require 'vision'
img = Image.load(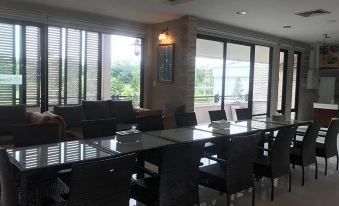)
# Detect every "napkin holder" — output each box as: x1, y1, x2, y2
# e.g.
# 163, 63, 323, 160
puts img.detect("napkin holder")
211, 120, 230, 129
